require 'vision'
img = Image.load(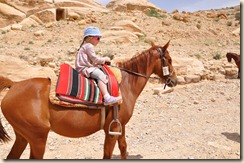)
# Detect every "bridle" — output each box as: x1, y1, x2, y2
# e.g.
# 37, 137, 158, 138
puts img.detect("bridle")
157, 48, 176, 88
108, 47, 175, 89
